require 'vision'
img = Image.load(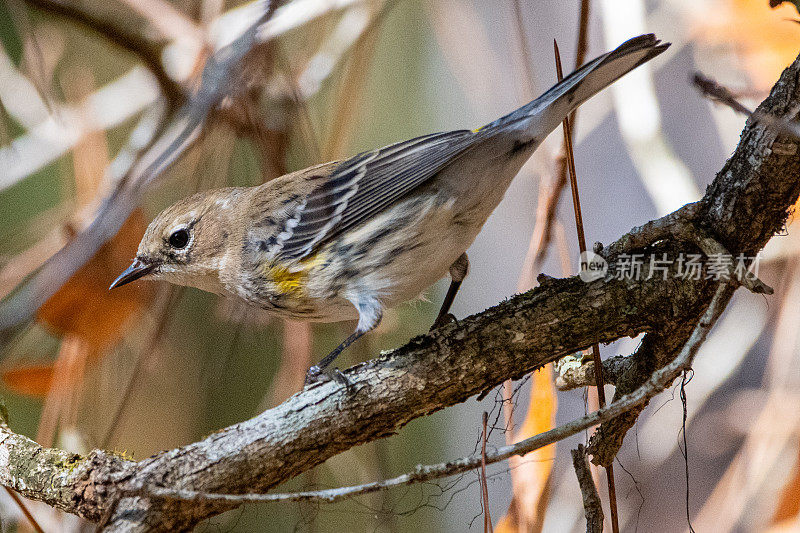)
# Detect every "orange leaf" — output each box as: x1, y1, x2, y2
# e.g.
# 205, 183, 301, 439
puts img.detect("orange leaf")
496, 366, 557, 533
772, 438, 800, 525
37, 210, 153, 353
2, 363, 53, 398
693, 1, 800, 91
